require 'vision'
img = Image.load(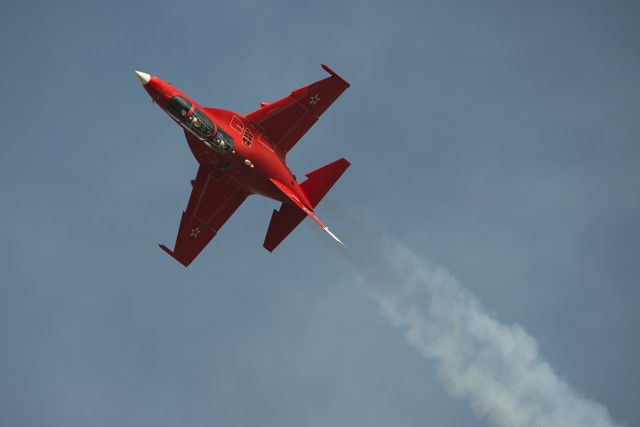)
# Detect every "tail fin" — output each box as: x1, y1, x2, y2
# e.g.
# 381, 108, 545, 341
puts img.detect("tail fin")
263, 159, 350, 252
